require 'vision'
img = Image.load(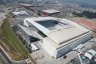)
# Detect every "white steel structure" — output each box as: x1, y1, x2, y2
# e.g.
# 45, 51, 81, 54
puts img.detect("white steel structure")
24, 17, 92, 58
